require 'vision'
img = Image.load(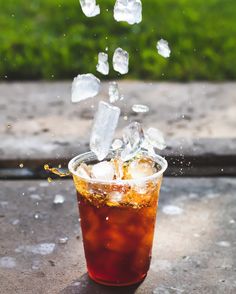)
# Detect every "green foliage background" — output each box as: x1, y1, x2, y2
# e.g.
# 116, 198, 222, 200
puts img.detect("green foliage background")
0, 0, 236, 80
